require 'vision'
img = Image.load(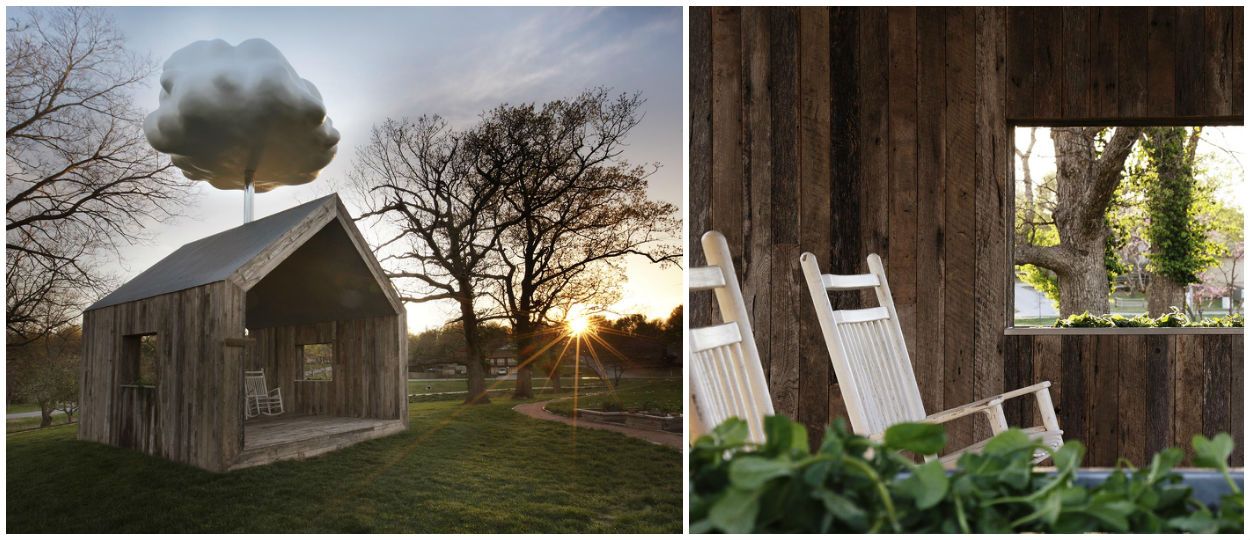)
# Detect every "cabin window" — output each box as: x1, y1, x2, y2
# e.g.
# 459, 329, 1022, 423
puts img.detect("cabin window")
1012, 125, 1244, 328
301, 343, 334, 381
122, 333, 159, 387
